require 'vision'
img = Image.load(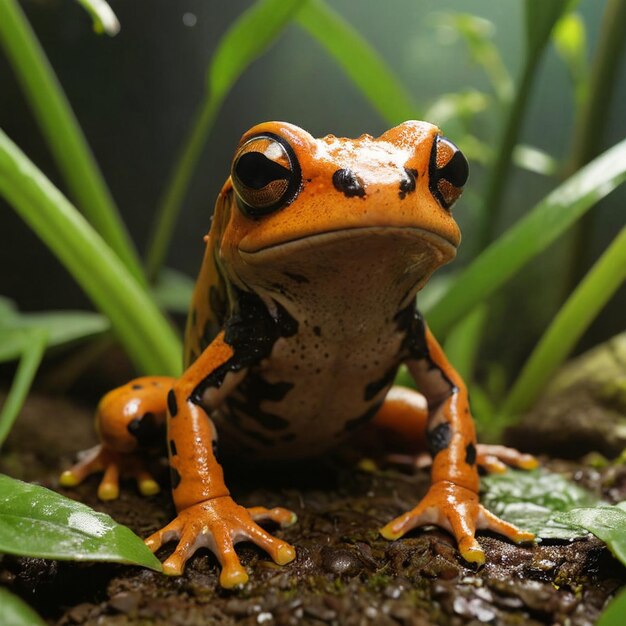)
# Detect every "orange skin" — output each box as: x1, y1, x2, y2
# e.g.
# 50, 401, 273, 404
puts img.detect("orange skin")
61, 121, 537, 587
